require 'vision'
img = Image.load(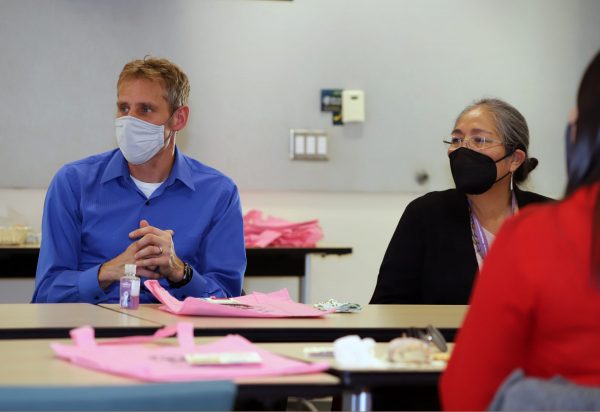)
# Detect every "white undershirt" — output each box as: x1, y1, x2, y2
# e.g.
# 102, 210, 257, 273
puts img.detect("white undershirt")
474, 226, 496, 269
130, 175, 163, 199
